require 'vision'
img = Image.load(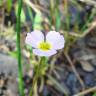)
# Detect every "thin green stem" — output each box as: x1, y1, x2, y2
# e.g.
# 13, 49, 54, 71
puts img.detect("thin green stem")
16, 0, 24, 96
63, 0, 70, 31
30, 57, 48, 96
55, 0, 61, 31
